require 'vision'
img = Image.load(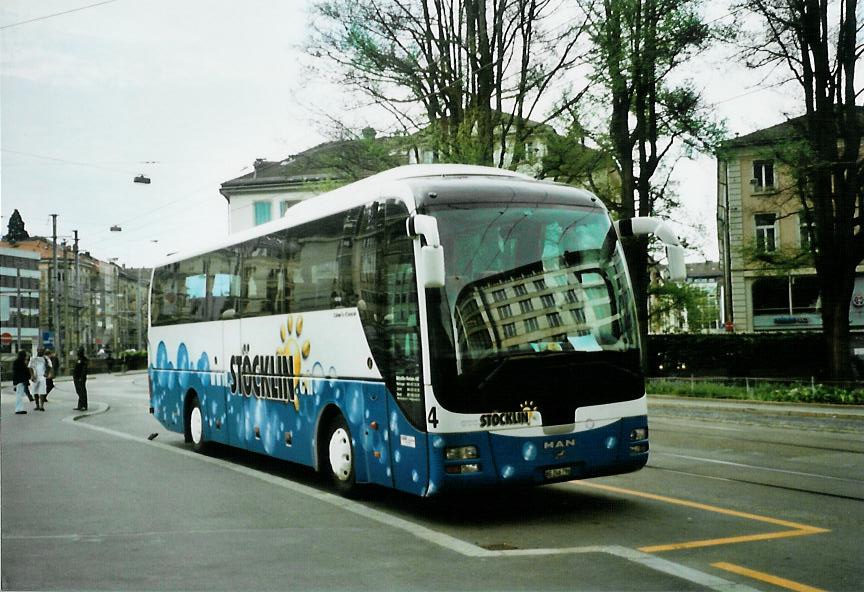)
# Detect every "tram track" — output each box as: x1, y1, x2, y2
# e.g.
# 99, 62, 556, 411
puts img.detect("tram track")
645, 464, 864, 502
